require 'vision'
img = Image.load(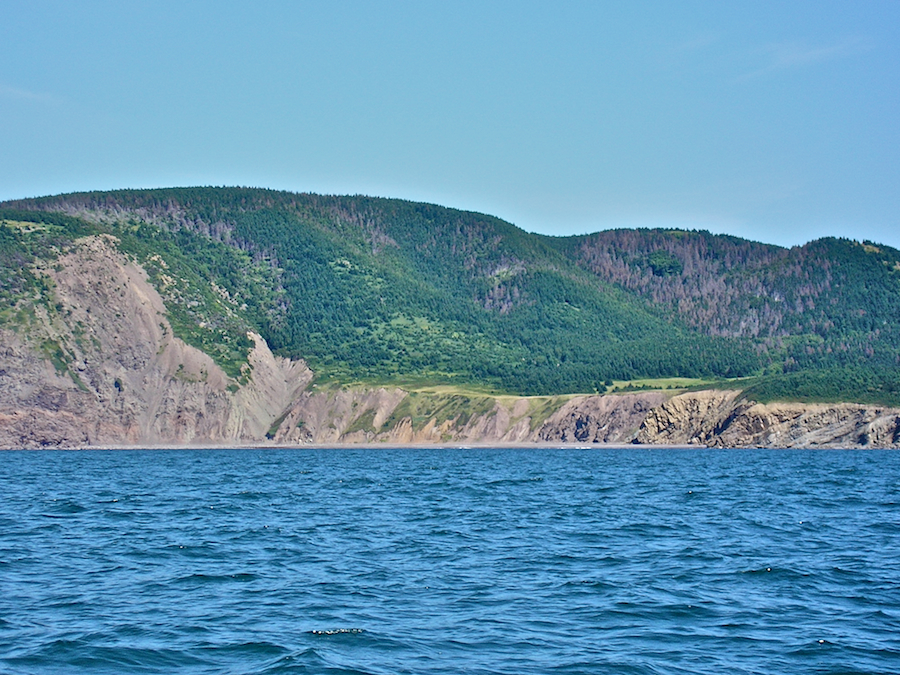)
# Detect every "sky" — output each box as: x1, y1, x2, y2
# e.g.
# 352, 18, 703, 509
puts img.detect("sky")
2, 1, 898, 249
